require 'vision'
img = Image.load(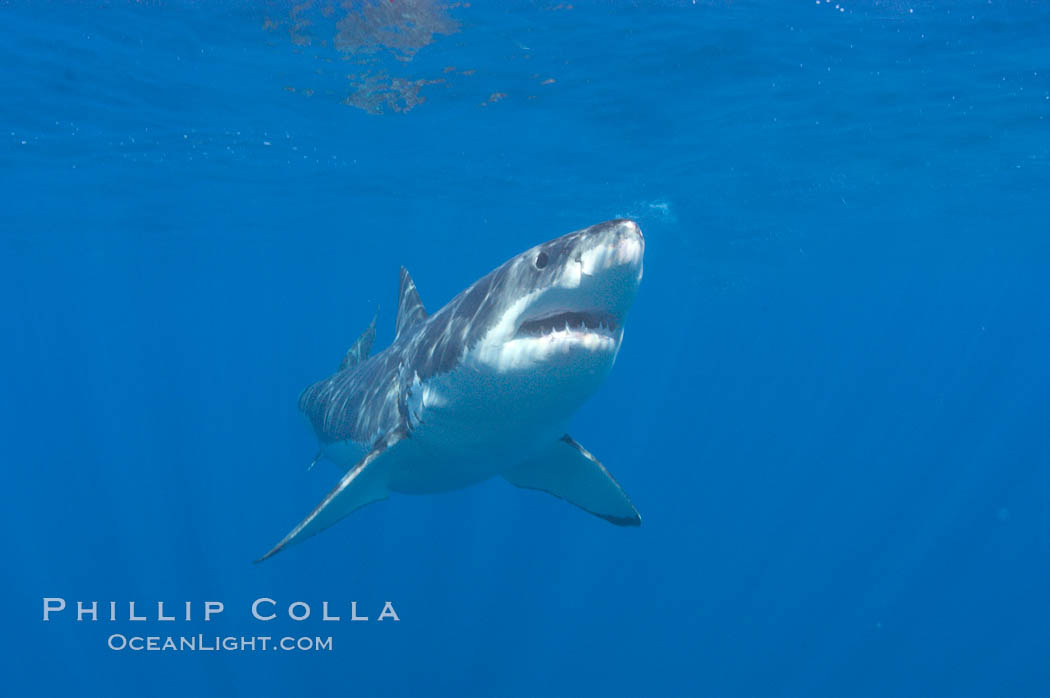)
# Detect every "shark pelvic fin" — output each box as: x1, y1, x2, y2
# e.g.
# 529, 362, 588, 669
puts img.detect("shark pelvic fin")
503, 434, 641, 526
394, 267, 427, 341
256, 429, 407, 563
339, 307, 379, 370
